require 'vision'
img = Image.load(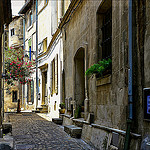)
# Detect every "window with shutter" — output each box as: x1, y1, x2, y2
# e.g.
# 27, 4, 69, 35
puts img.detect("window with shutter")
50, 62, 53, 95
52, 59, 55, 95
27, 84, 29, 102
55, 54, 58, 94
31, 80, 34, 103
